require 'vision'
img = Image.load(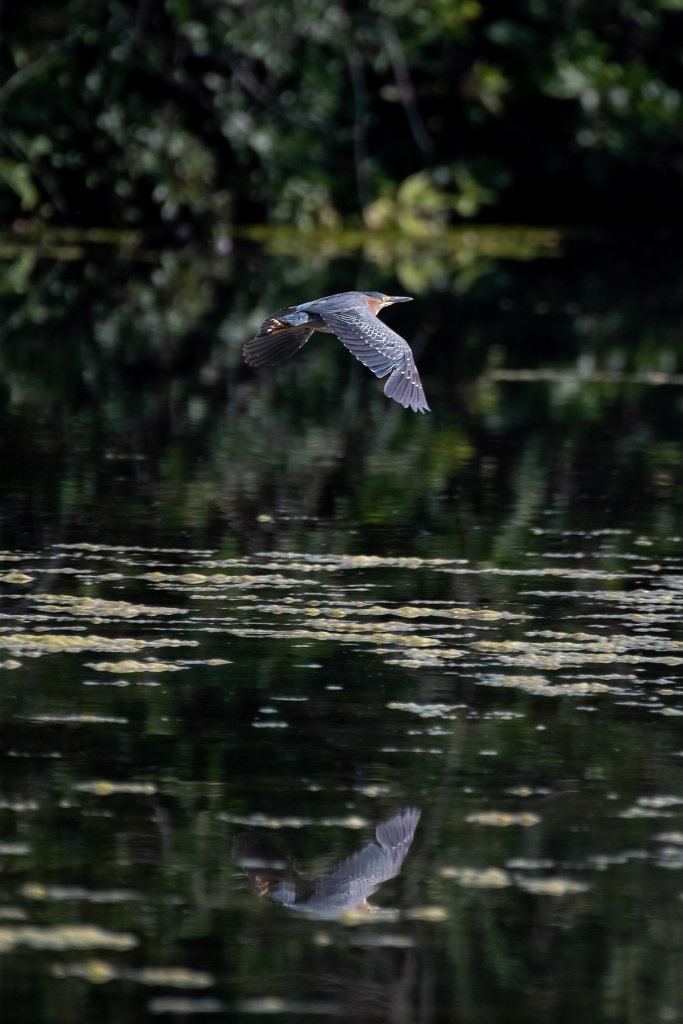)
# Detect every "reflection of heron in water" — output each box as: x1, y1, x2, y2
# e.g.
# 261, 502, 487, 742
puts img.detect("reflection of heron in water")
234, 808, 420, 919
